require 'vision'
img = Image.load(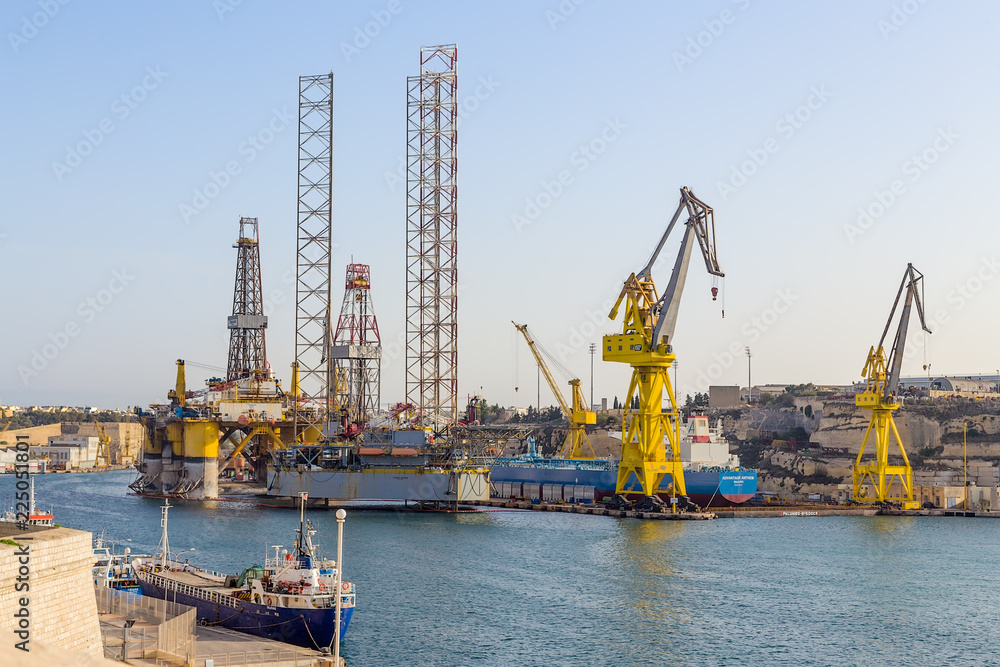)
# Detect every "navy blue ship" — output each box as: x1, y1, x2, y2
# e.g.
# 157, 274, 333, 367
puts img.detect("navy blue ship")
491, 416, 757, 507
135, 497, 354, 650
